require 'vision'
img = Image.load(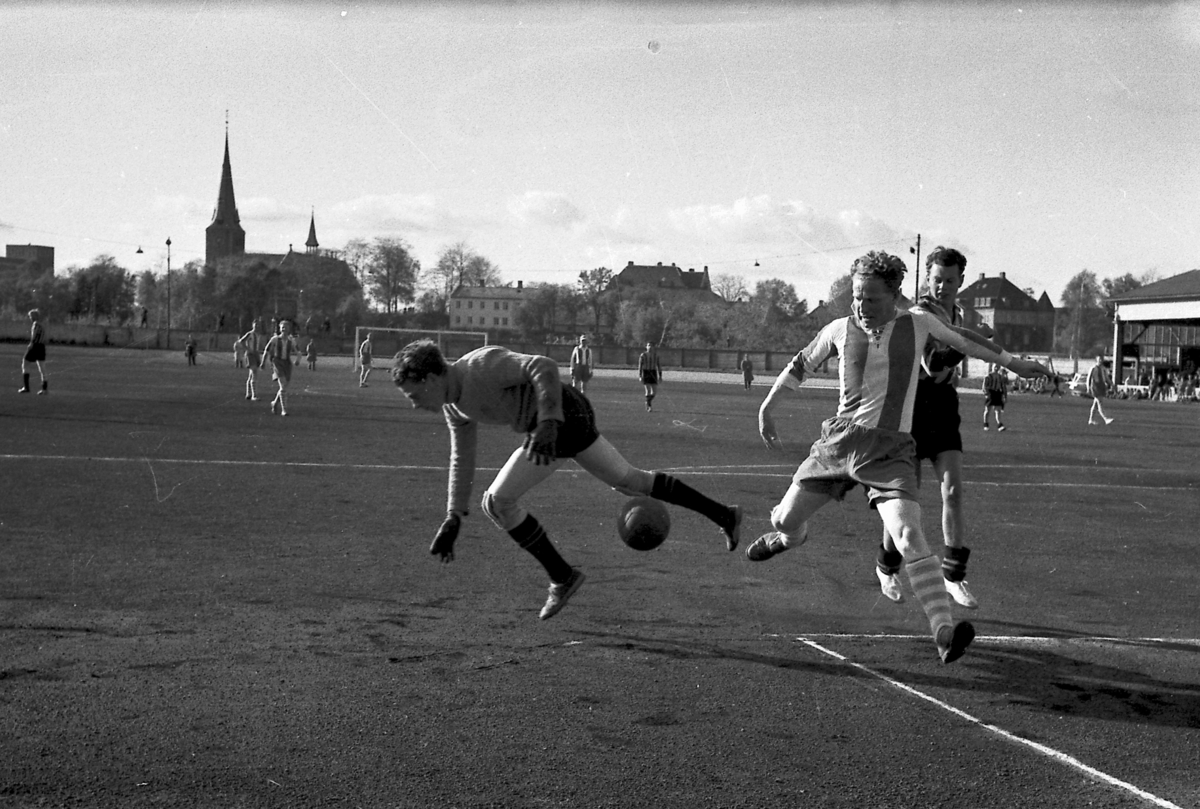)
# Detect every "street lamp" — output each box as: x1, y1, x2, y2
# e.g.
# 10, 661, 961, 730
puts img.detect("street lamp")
166, 237, 172, 348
